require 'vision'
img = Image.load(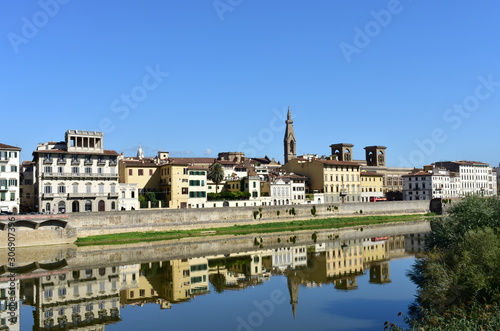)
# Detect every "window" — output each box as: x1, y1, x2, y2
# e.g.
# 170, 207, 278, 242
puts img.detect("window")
99, 184, 104, 194
129, 169, 133, 176
11, 165, 17, 172
44, 185, 52, 194
131, 191, 135, 198
138, 169, 144, 176
10, 192, 15, 201
44, 166, 53, 173
149, 169, 153, 175
121, 191, 125, 198
182, 187, 188, 194
85, 167, 92, 174
86, 184, 91, 193
73, 183, 78, 193
58, 185, 66, 194
72, 167, 79, 174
